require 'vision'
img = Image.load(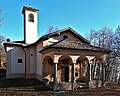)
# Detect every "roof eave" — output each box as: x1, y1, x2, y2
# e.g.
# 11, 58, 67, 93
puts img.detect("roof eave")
39, 46, 111, 54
